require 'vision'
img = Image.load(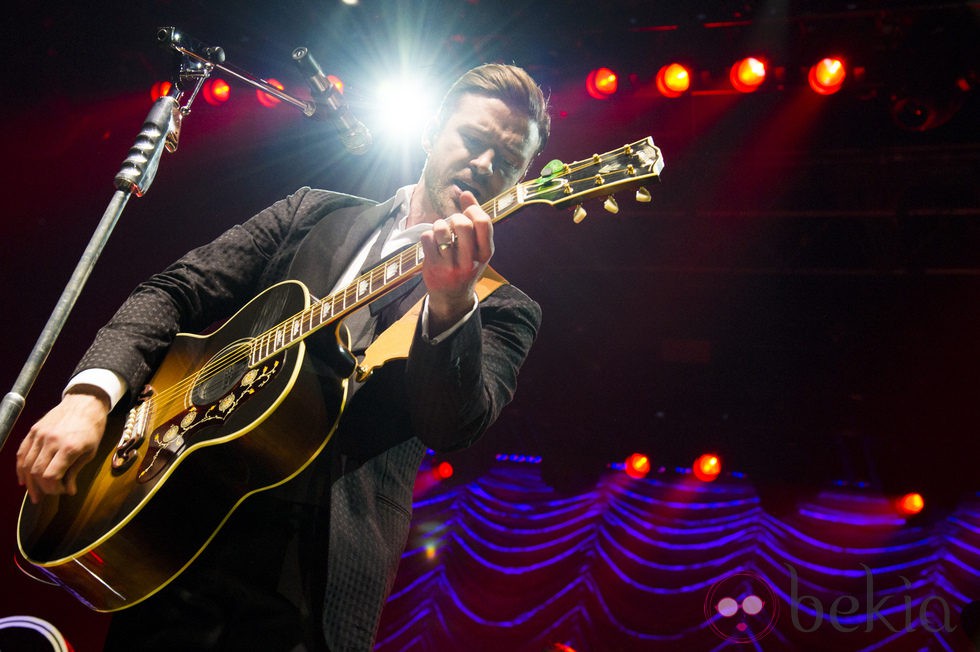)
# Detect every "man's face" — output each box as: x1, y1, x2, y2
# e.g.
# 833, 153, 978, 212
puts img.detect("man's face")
419, 93, 540, 220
